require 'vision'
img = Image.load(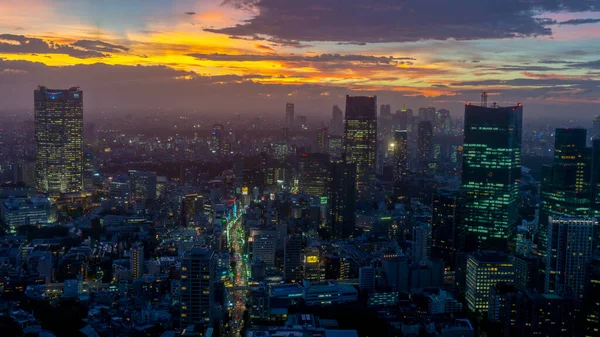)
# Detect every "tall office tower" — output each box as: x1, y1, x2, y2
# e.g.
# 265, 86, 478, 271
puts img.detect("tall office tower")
431, 188, 460, 269
466, 251, 515, 312
129, 170, 157, 204
594, 115, 600, 138
539, 128, 592, 257
180, 247, 215, 326
331, 105, 344, 135
584, 257, 600, 336
211, 124, 224, 154
343, 95, 377, 199
284, 234, 302, 283
392, 130, 408, 184
395, 108, 409, 130
252, 235, 276, 267
412, 223, 432, 264
316, 128, 328, 153
359, 266, 376, 293
545, 217, 598, 299
417, 121, 433, 173
327, 136, 344, 160
130, 242, 144, 279
461, 103, 522, 251
303, 247, 321, 281
286, 103, 295, 128
34, 86, 83, 195
299, 153, 331, 198
380, 104, 391, 117
329, 160, 357, 238
382, 253, 409, 292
